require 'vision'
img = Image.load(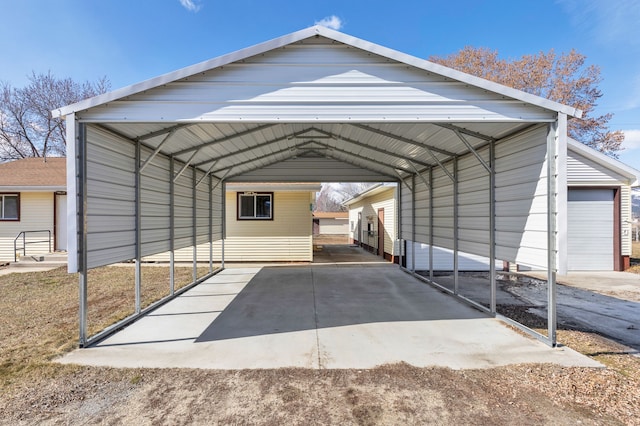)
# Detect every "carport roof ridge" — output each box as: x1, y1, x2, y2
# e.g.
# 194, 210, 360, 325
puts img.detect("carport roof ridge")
52, 25, 581, 120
